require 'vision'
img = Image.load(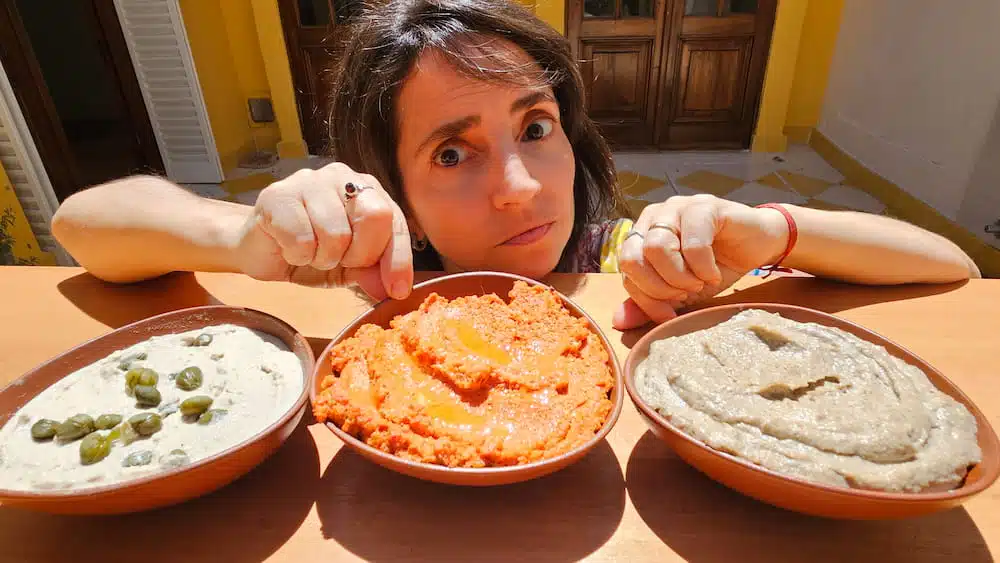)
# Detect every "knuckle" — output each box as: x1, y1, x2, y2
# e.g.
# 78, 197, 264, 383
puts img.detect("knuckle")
643, 235, 681, 260
358, 173, 382, 189
690, 193, 716, 204
324, 161, 353, 175
323, 229, 353, 251
618, 252, 642, 275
